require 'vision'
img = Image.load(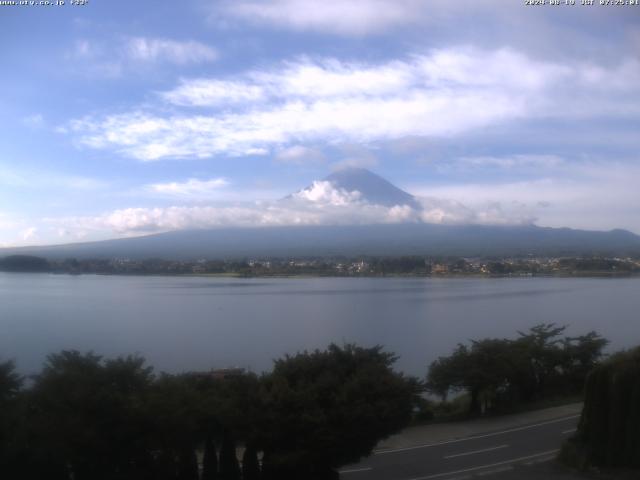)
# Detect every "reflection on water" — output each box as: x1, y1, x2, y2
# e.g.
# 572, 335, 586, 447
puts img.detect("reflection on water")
0, 273, 638, 376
